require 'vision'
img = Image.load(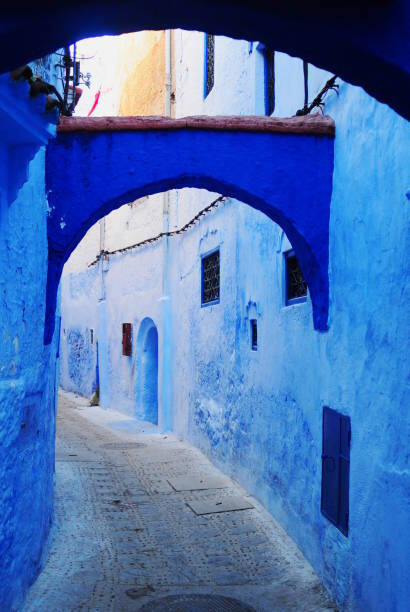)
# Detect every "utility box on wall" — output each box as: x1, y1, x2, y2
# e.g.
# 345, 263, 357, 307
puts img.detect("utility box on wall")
321, 406, 351, 536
